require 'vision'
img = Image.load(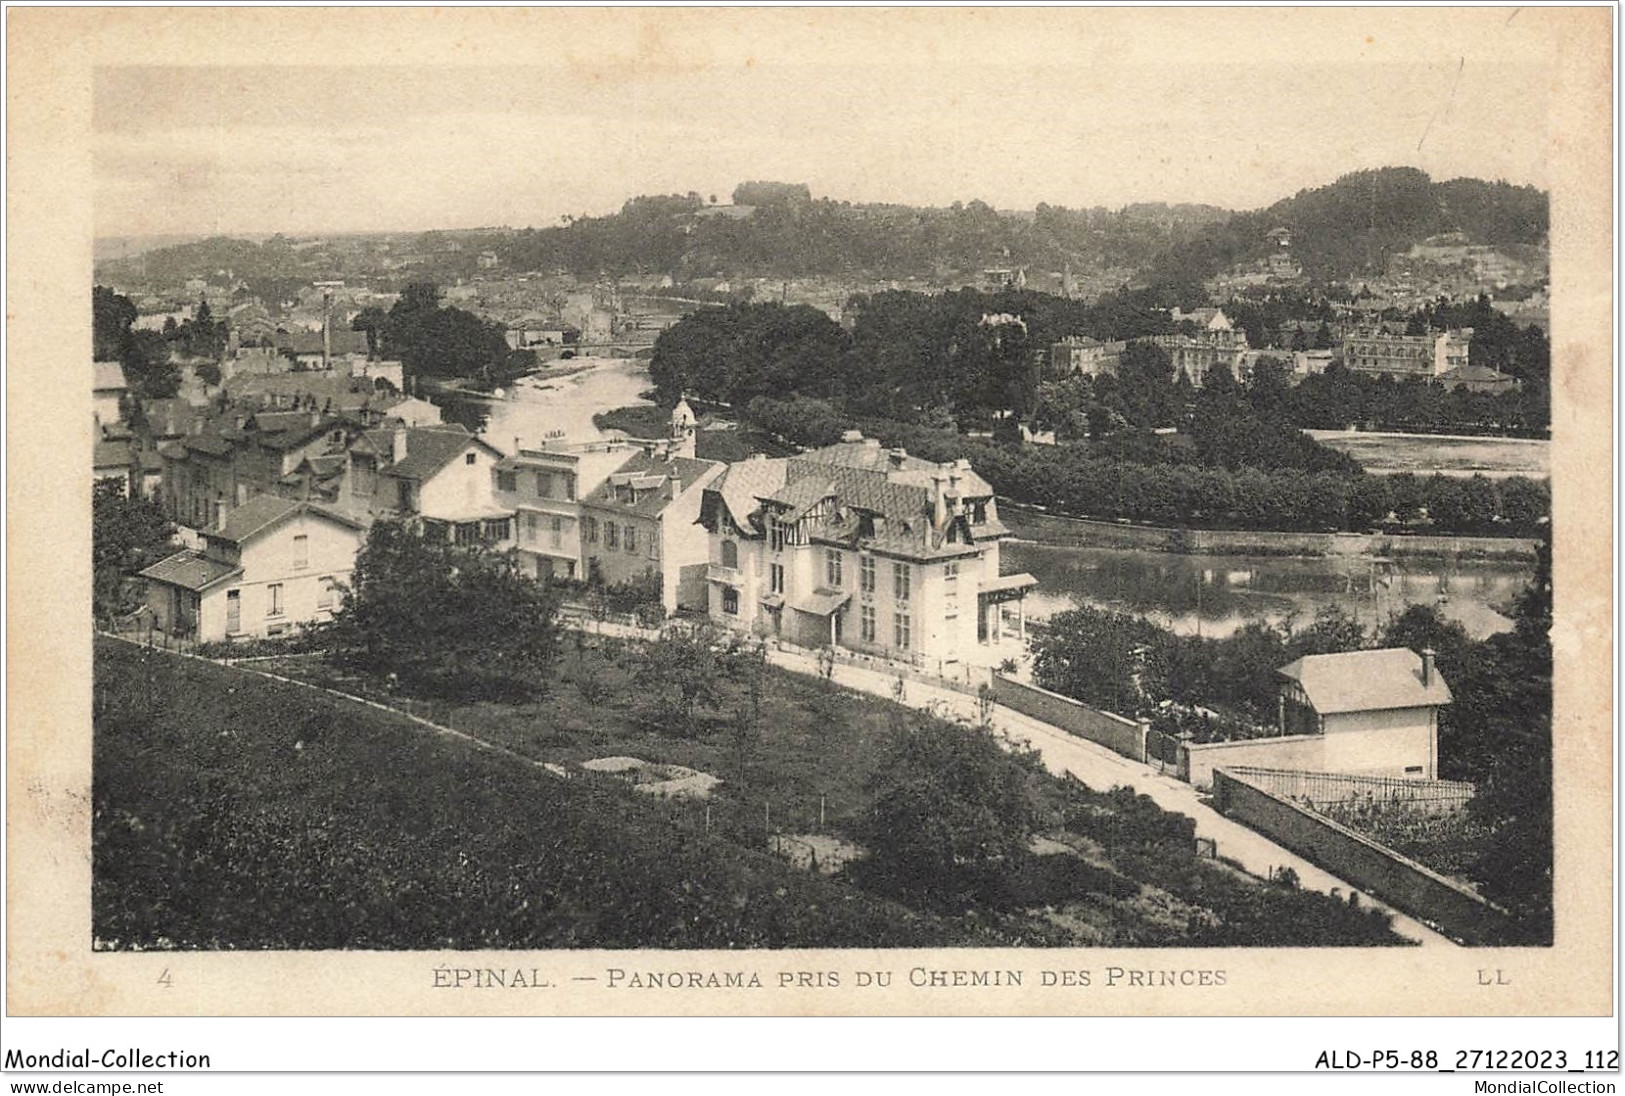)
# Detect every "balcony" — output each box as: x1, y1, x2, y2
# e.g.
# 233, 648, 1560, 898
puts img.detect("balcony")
707, 562, 743, 586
